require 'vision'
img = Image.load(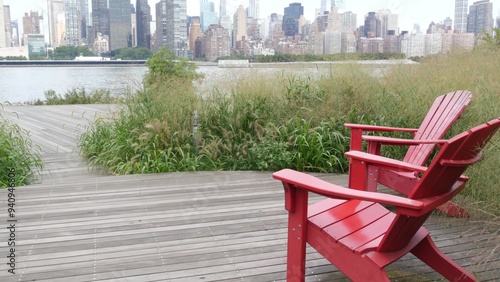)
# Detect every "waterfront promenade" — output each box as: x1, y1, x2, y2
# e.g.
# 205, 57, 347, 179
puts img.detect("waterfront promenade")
0, 105, 498, 281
